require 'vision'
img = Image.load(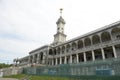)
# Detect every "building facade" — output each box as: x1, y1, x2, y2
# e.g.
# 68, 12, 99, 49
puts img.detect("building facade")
18, 9, 120, 75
